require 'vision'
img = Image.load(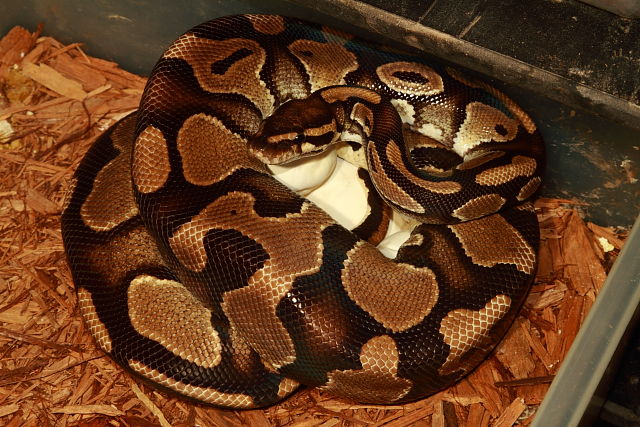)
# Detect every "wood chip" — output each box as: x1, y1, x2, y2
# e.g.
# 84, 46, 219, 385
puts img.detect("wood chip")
50, 404, 124, 416
0, 25, 630, 427
21, 62, 87, 101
